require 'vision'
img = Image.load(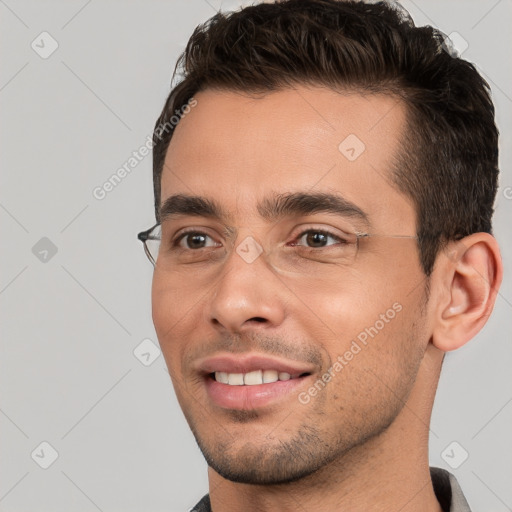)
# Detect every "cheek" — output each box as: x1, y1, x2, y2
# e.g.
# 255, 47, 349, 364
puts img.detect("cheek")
310, 267, 425, 363
324, 300, 425, 419
295, 272, 387, 336
151, 269, 204, 323
151, 275, 173, 336
151, 273, 202, 372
